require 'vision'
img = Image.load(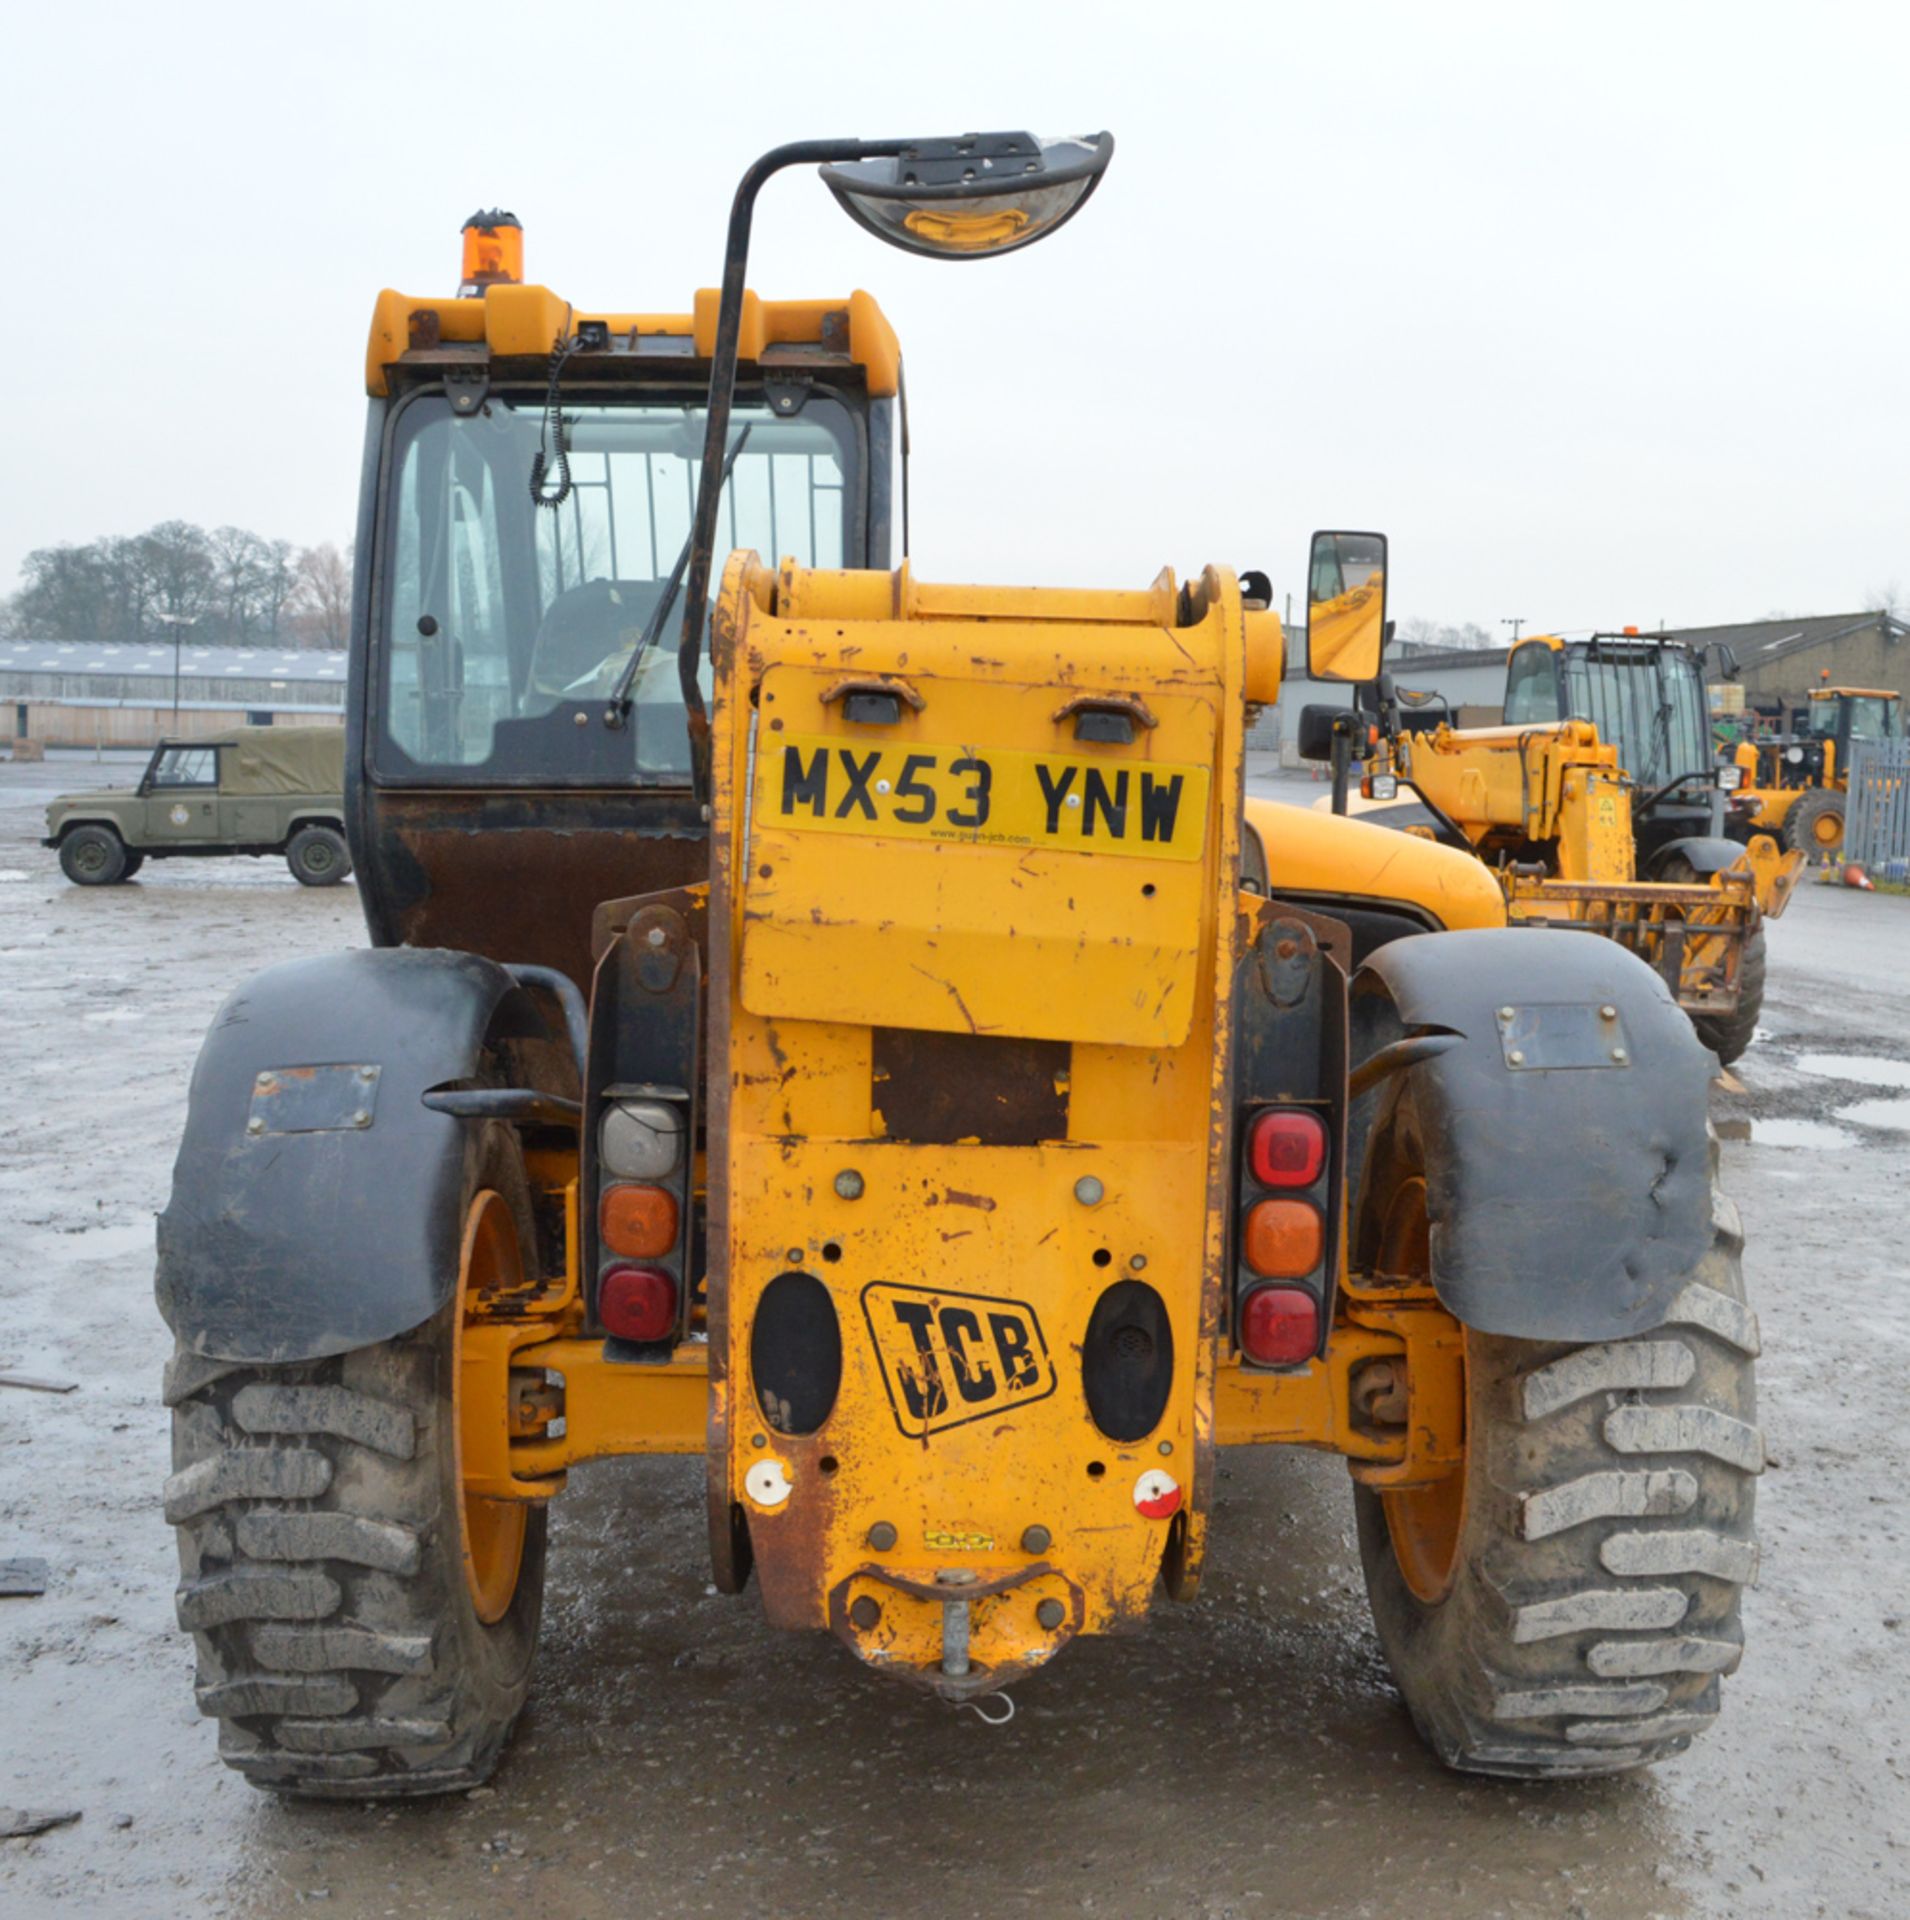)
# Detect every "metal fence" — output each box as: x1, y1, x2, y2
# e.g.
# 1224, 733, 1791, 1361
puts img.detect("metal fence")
1845, 740, 1910, 878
